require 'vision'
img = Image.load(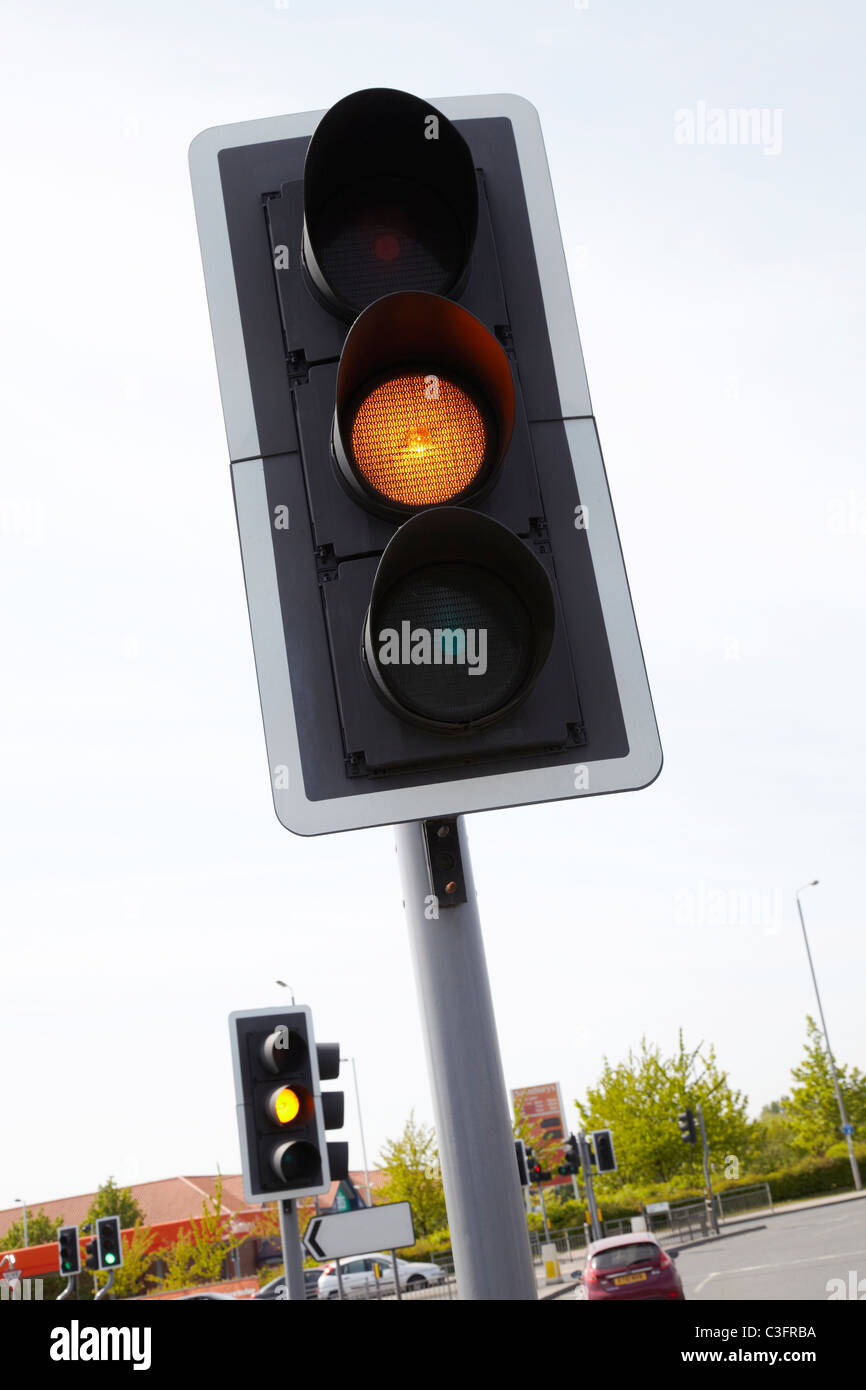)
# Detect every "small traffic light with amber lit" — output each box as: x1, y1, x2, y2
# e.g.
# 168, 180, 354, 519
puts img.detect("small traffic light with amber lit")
229, 1006, 347, 1202
58, 1225, 81, 1277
